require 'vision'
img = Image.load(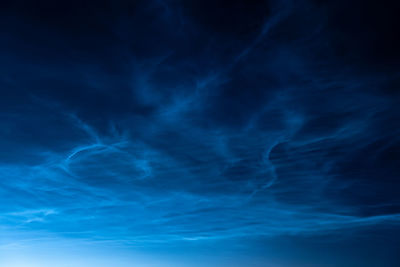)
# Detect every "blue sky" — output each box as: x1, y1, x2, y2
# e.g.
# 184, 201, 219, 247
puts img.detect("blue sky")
1, 0, 400, 266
